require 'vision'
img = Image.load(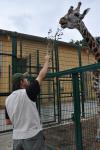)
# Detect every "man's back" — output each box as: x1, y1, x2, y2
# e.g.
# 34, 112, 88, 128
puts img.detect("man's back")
5, 89, 42, 139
